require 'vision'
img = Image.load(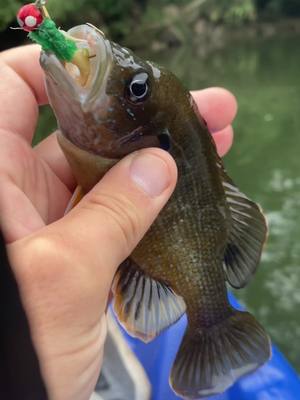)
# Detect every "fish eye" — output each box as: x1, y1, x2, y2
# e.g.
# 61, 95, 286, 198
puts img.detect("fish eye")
127, 72, 150, 103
